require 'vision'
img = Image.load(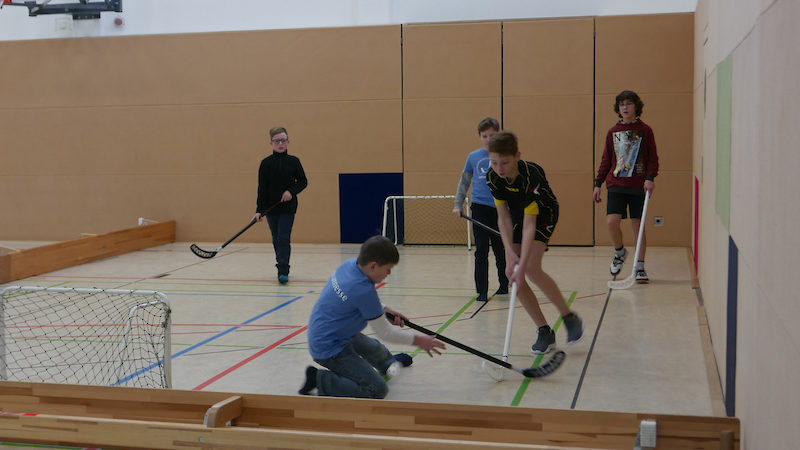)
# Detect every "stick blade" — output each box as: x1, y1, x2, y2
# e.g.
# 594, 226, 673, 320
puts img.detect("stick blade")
608, 273, 636, 290
189, 244, 217, 259
522, 350, 566, 378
